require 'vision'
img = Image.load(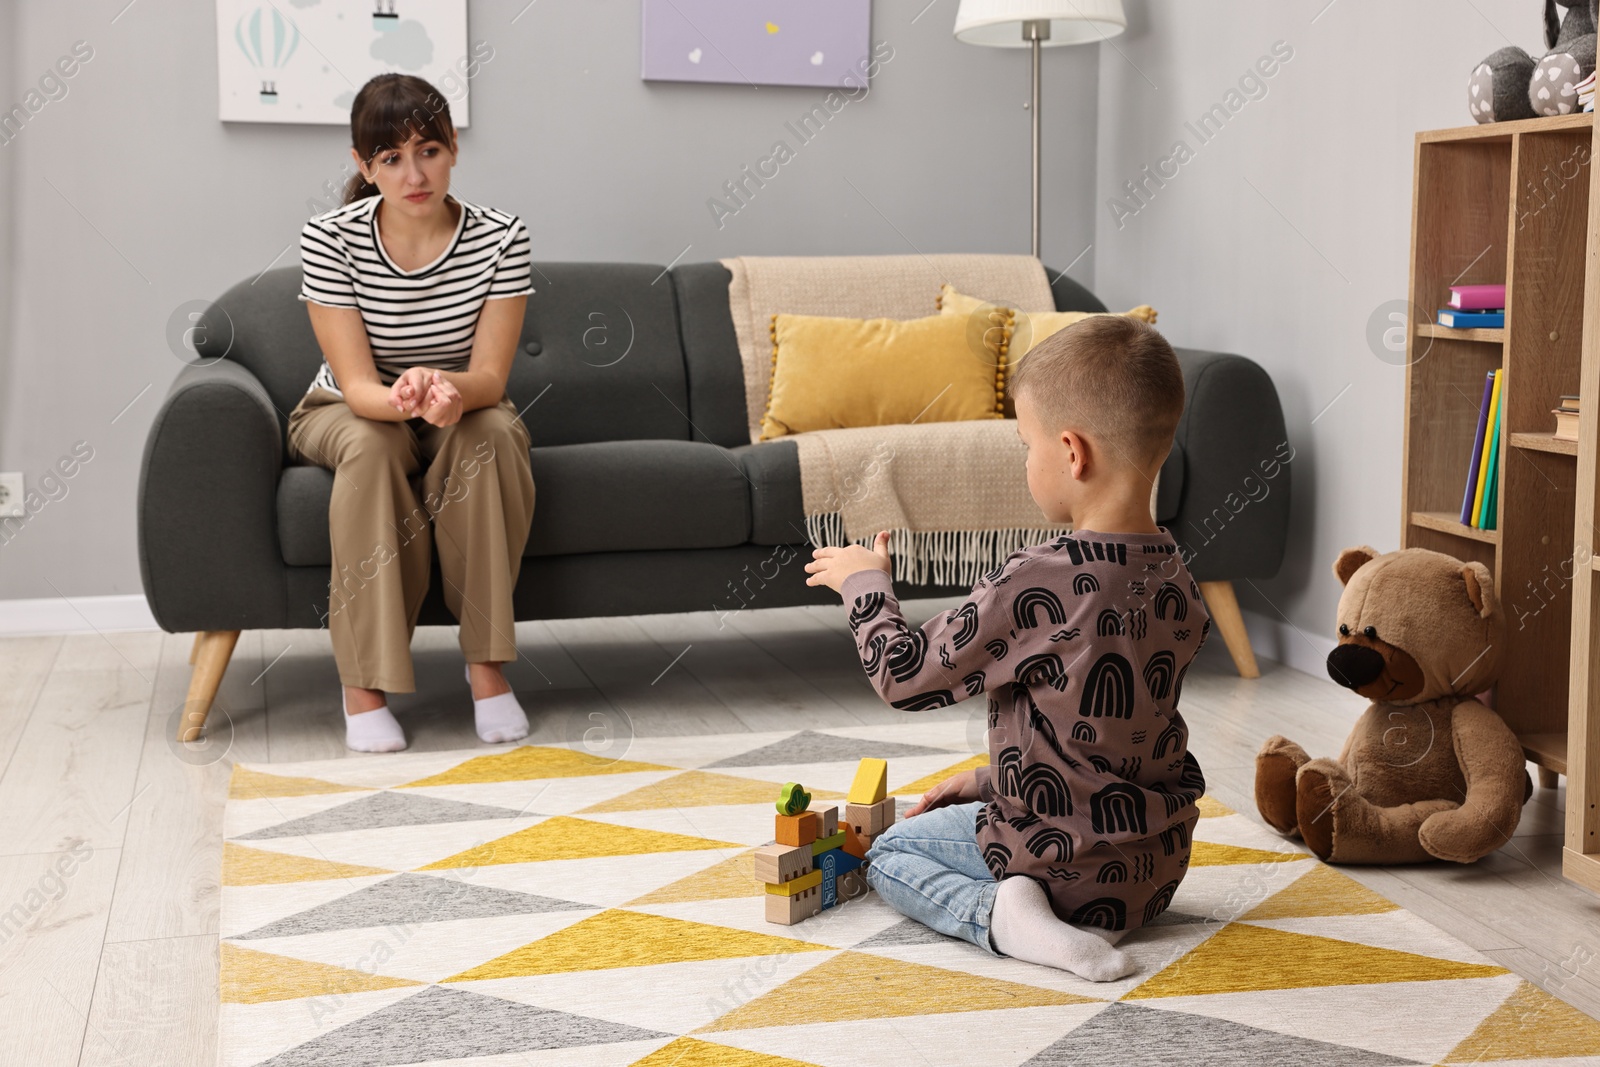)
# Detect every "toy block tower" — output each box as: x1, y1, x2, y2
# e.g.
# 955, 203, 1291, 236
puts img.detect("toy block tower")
758, 779, 870, 925
843, 757, 895, 852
